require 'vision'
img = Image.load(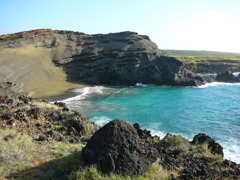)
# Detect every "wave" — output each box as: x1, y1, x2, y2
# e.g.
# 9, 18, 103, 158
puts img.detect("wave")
220, 138, 240, 164
135, 82, 153, 87
63, 86, 109, 102
198, 82, 240, 88
91, 116, 112, 126
150, 130, 167, 139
